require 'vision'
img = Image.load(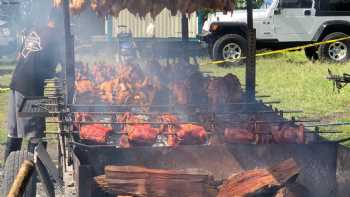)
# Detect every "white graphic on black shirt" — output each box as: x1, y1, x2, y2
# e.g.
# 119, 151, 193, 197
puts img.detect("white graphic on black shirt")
21, 31, 42, 58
